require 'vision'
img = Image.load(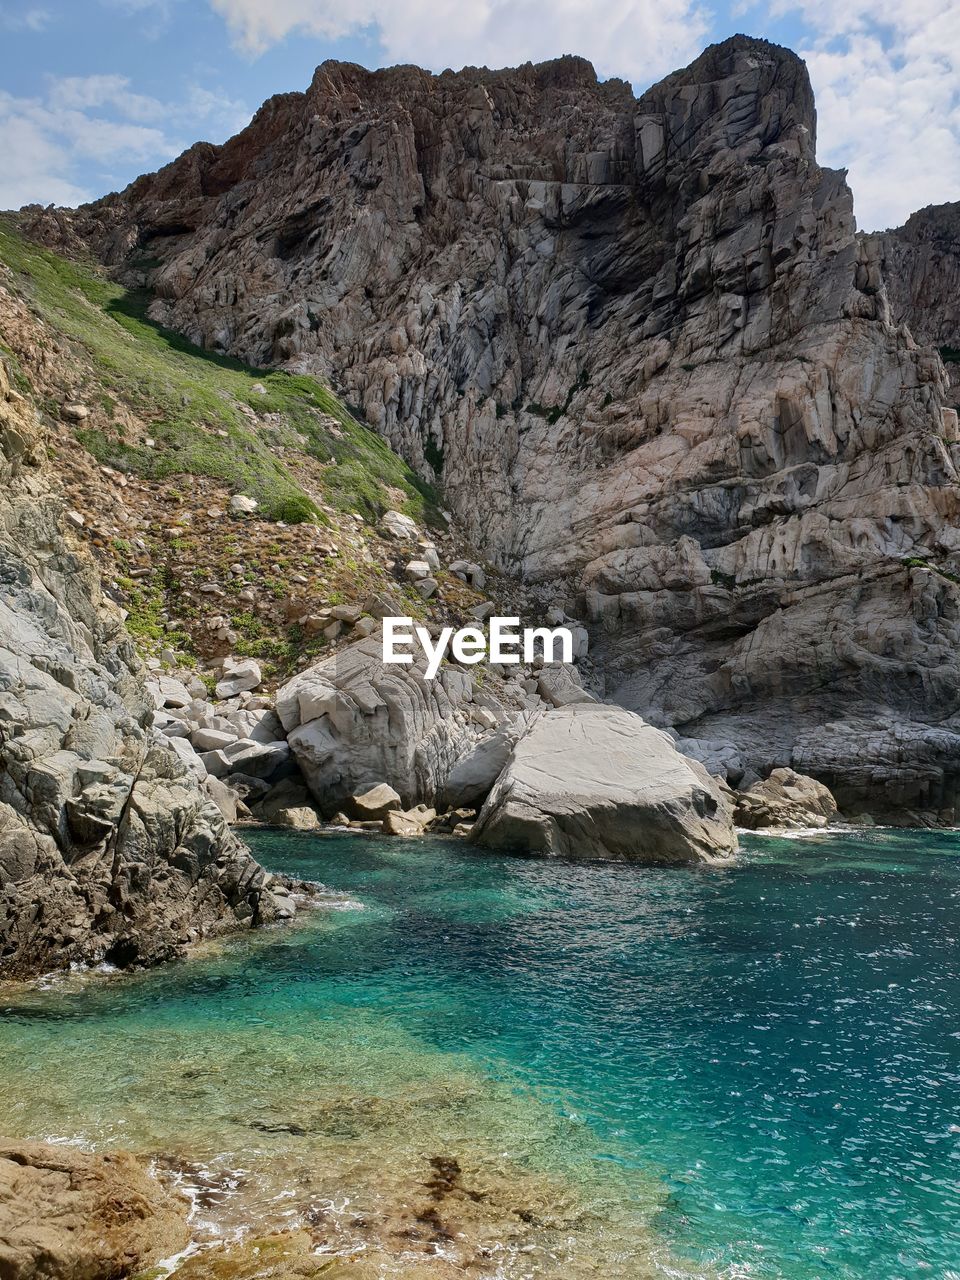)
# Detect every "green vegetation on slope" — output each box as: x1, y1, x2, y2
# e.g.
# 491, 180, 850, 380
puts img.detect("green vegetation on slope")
0, 217, 437, 523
